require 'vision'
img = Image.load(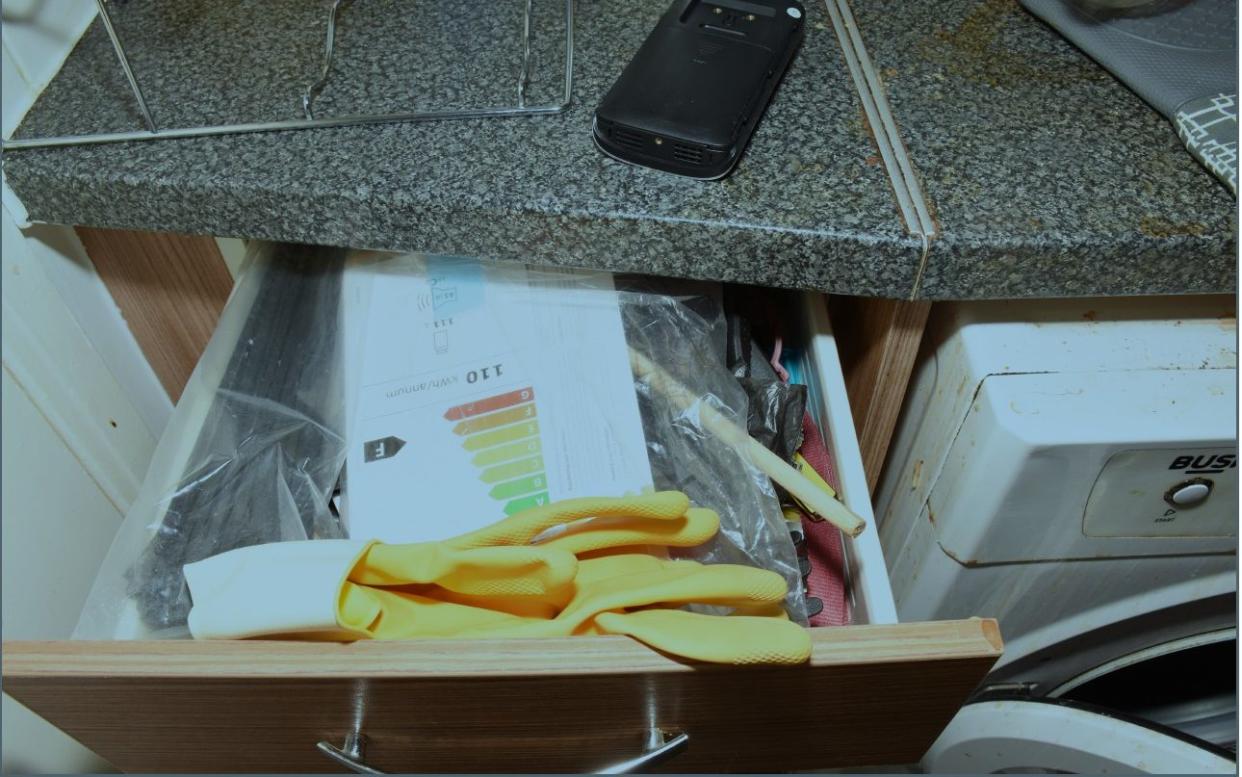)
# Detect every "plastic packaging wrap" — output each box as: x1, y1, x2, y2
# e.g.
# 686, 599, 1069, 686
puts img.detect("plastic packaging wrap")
723, 291, 807, 462
616, 281, 805, 618
75, 244, 351, 639
75, 245, 805, 639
